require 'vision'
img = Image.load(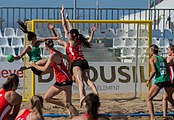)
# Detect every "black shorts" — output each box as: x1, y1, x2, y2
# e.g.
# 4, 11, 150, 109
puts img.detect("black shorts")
31, 67, 43, 76
170, 83, 174, 88
70, 59, 89, 74
155, 81, 171, 89
54, 81, 72, 87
